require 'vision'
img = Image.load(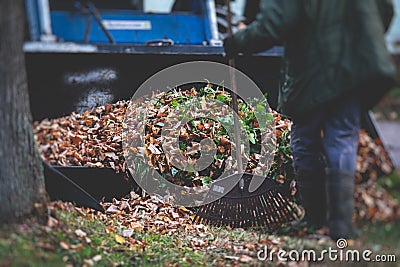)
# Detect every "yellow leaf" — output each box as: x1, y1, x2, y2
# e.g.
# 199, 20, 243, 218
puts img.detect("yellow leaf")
179, 206, 190, 213
130, 222, 144, 232
115, 234, 125, 244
